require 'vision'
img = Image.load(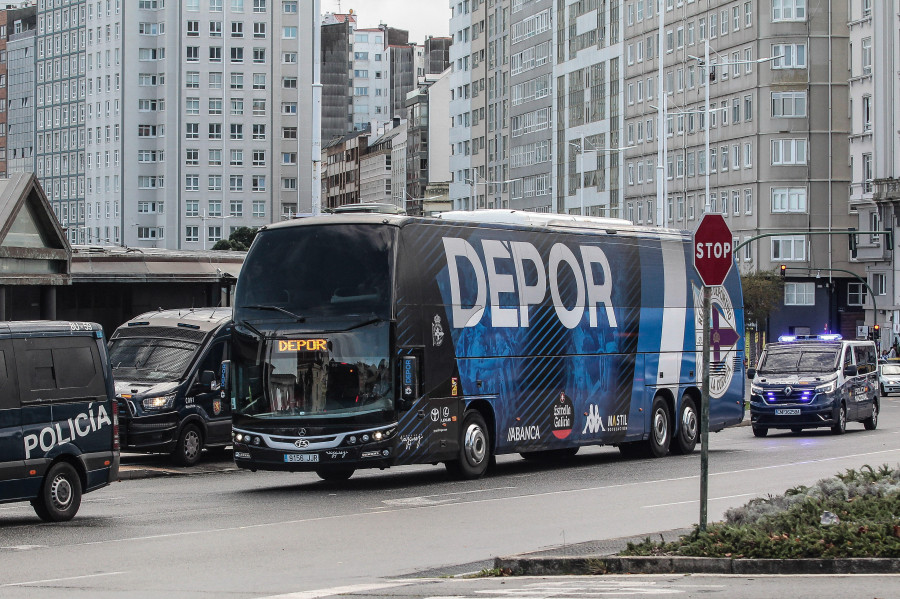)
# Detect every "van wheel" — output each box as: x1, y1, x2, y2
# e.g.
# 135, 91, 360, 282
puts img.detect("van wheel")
752, 426, 768, 438
880, 384, 887, 397
672, 397, 698, 455
33, 462, 82, 522
315, 468, 355, 481
172, 424, 203, 466
864, 401, 879, 430
445, 410, 490, 479
831, 403, 847, 435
